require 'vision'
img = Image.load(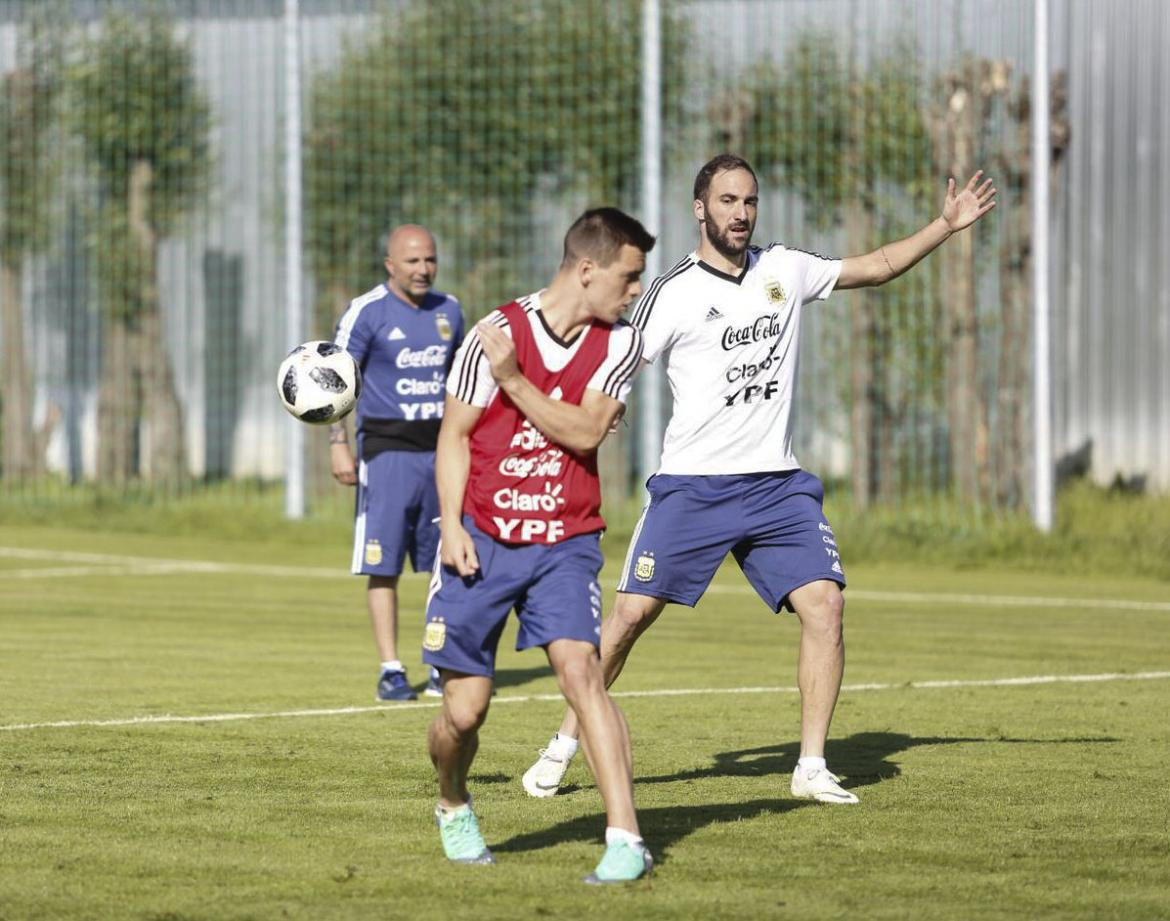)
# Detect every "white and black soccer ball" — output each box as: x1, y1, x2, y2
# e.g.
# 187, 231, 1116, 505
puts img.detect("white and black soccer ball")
277, 340, 362, 424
